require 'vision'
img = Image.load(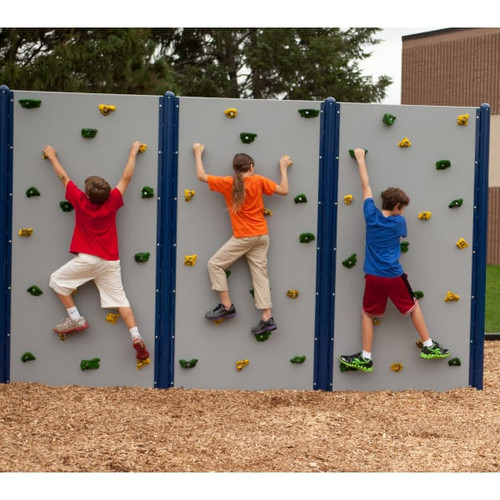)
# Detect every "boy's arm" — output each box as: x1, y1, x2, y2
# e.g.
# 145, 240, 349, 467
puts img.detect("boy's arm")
116, 141, 143, 195
354, 148, 373, 200
274, 155, 292, 195
43, 146, 71, 188
193, 143, 208, 183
